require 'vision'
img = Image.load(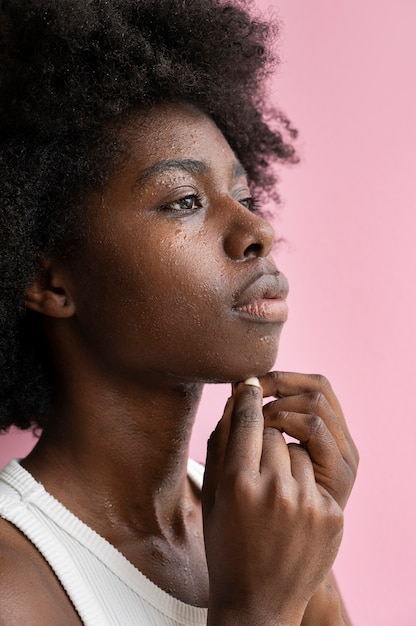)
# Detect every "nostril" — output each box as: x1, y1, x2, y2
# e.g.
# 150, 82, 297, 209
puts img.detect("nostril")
223, 210, 275, 260
243, 242, 263, 258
